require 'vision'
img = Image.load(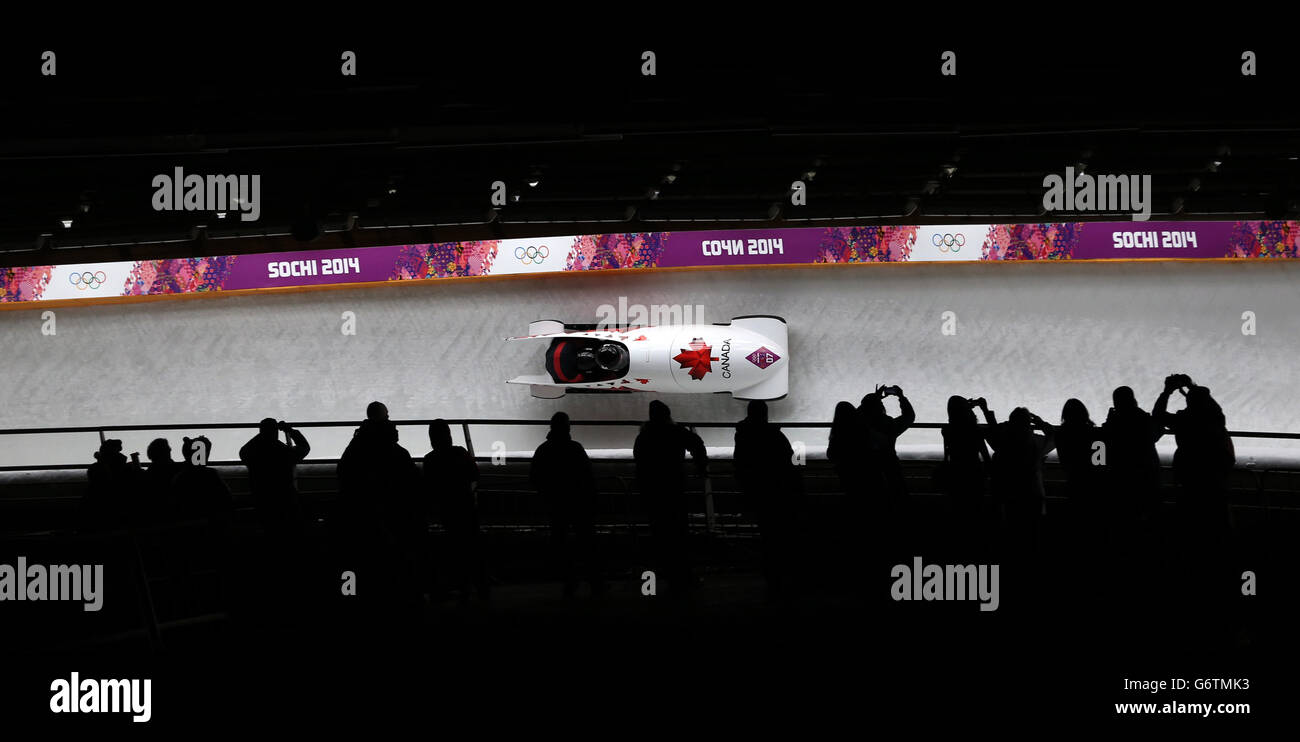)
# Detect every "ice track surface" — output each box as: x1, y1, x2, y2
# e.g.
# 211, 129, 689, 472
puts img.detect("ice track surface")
1, 261, 1298, 467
